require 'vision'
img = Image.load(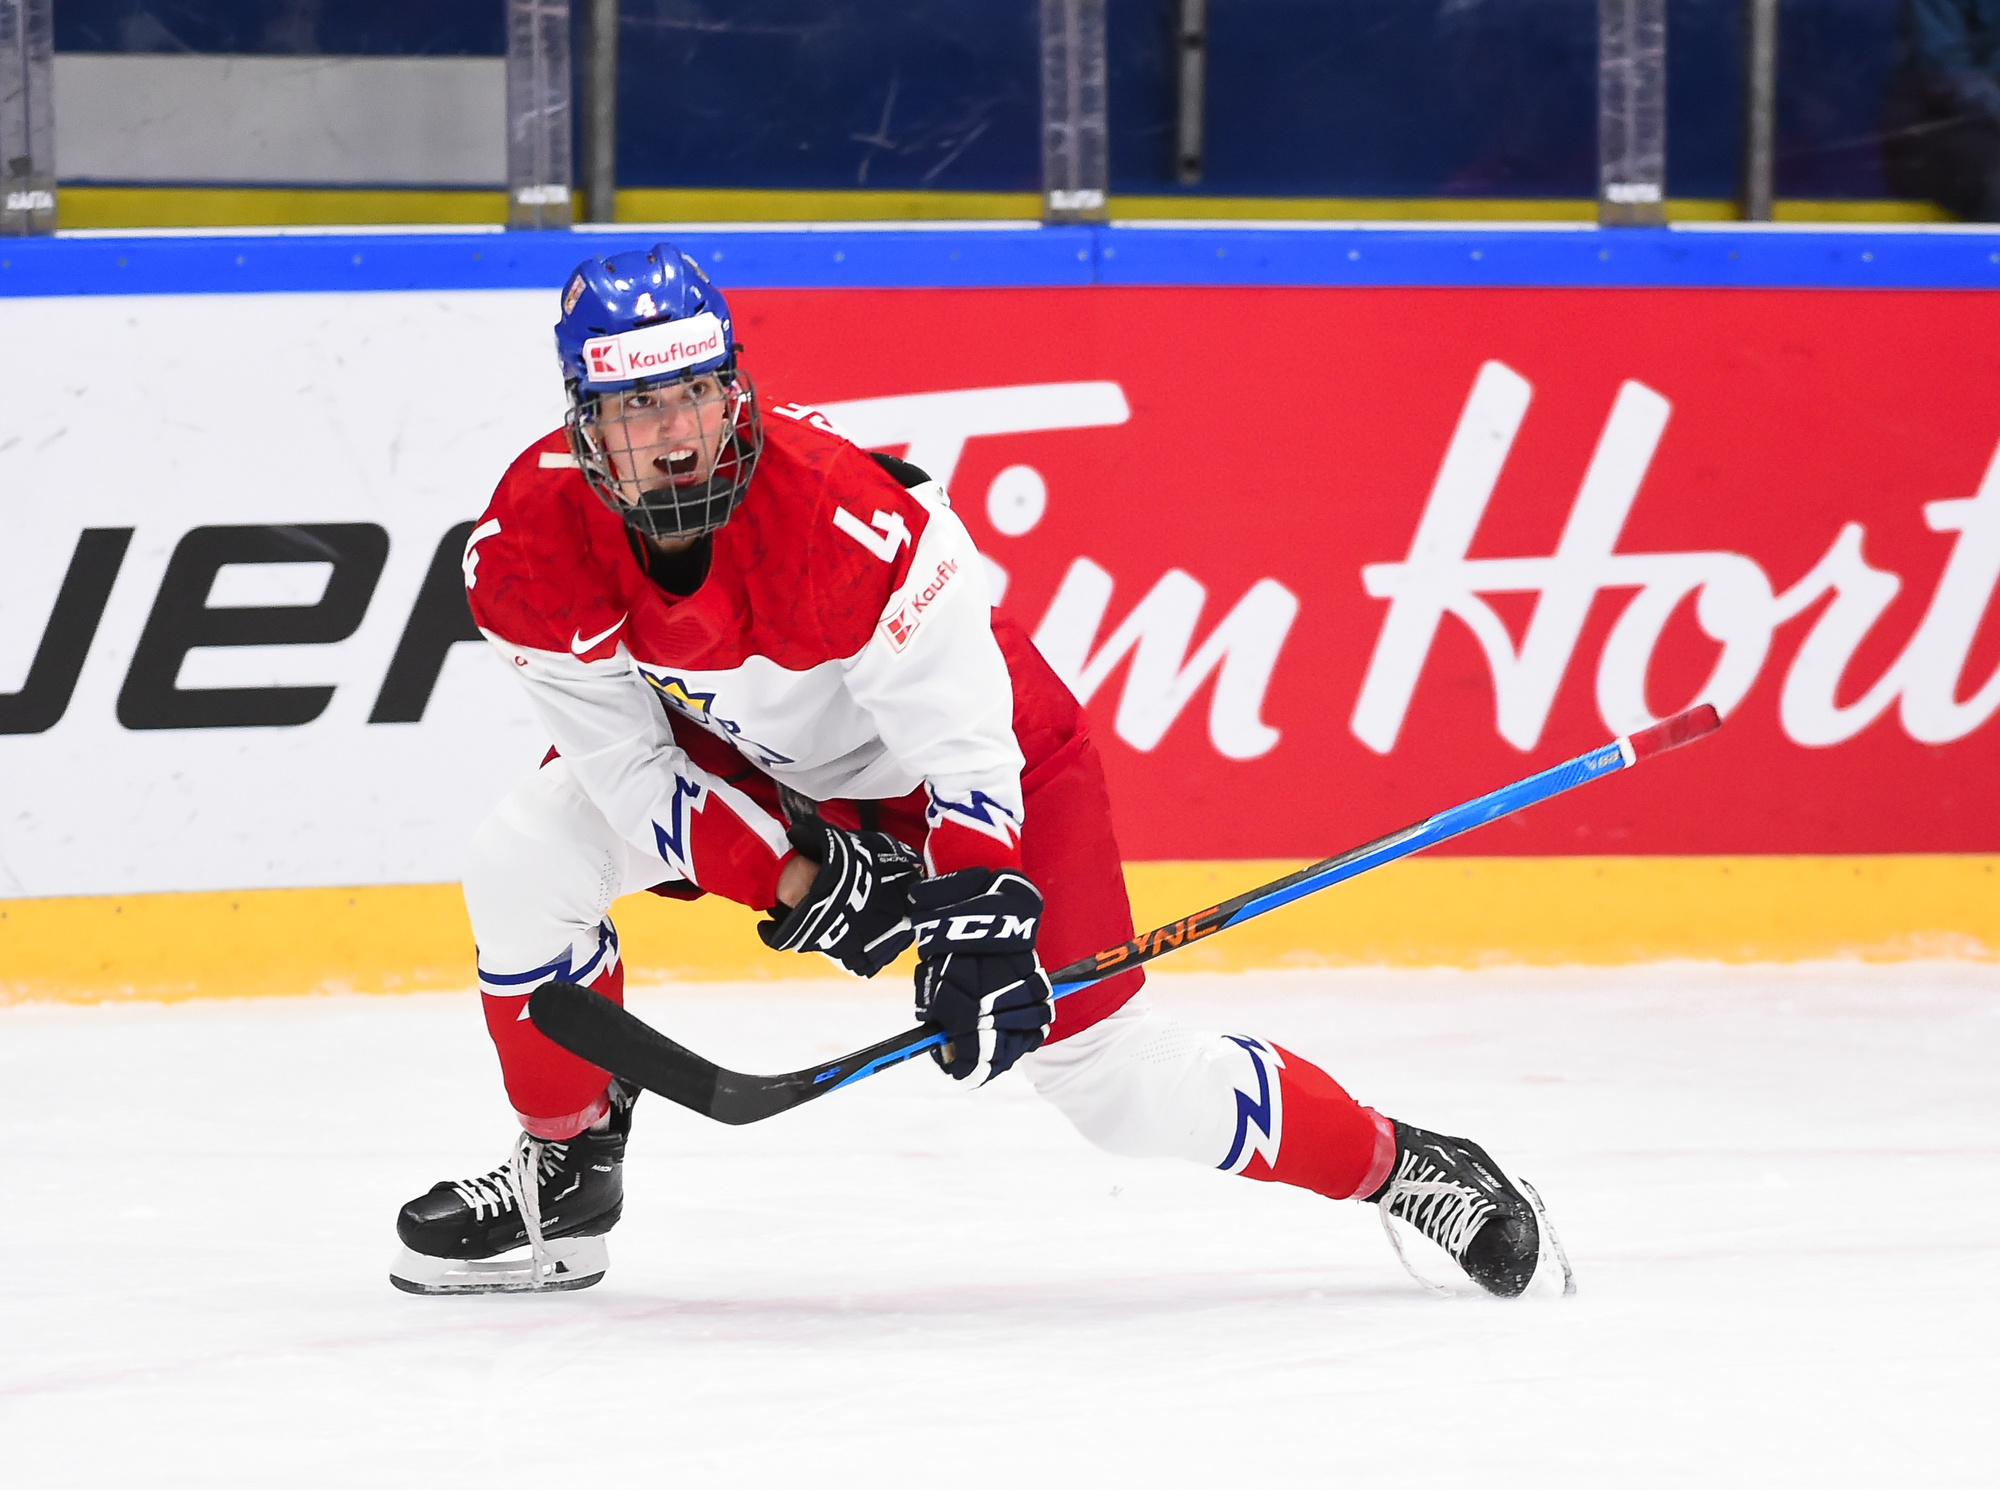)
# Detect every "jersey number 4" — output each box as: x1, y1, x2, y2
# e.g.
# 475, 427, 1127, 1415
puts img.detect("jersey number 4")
832, 507, 912, 563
